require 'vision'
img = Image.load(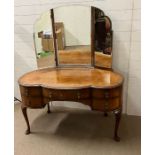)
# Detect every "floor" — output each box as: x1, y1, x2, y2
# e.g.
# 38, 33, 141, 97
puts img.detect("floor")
15, 103, 141, 155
